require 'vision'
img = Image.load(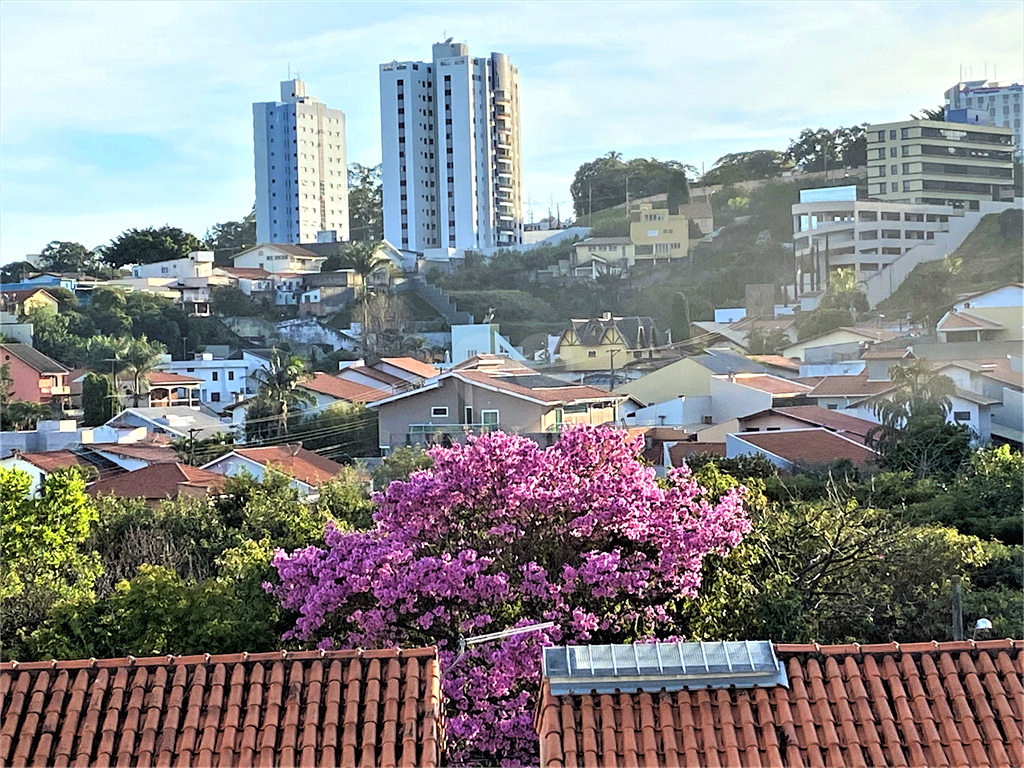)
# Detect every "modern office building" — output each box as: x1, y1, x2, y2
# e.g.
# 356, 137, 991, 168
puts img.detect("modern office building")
865, 119, 1015, 210
379, 39, 522, 252
944, 79, 1023, 159
253, 79, 349, 245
